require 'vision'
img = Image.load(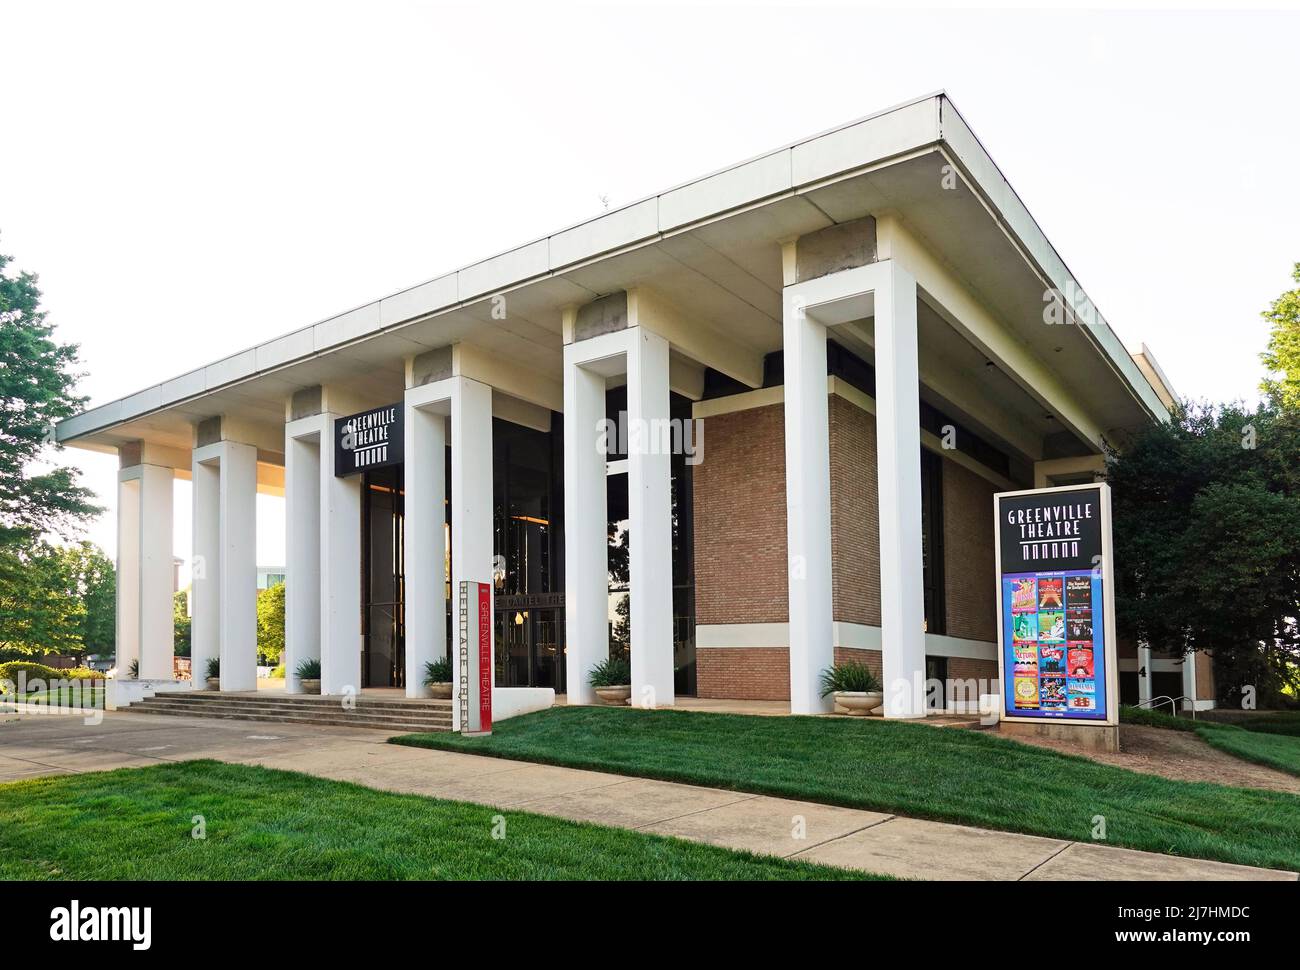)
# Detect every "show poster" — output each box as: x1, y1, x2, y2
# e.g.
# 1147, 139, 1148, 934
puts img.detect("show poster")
994, 483, 1118, 725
